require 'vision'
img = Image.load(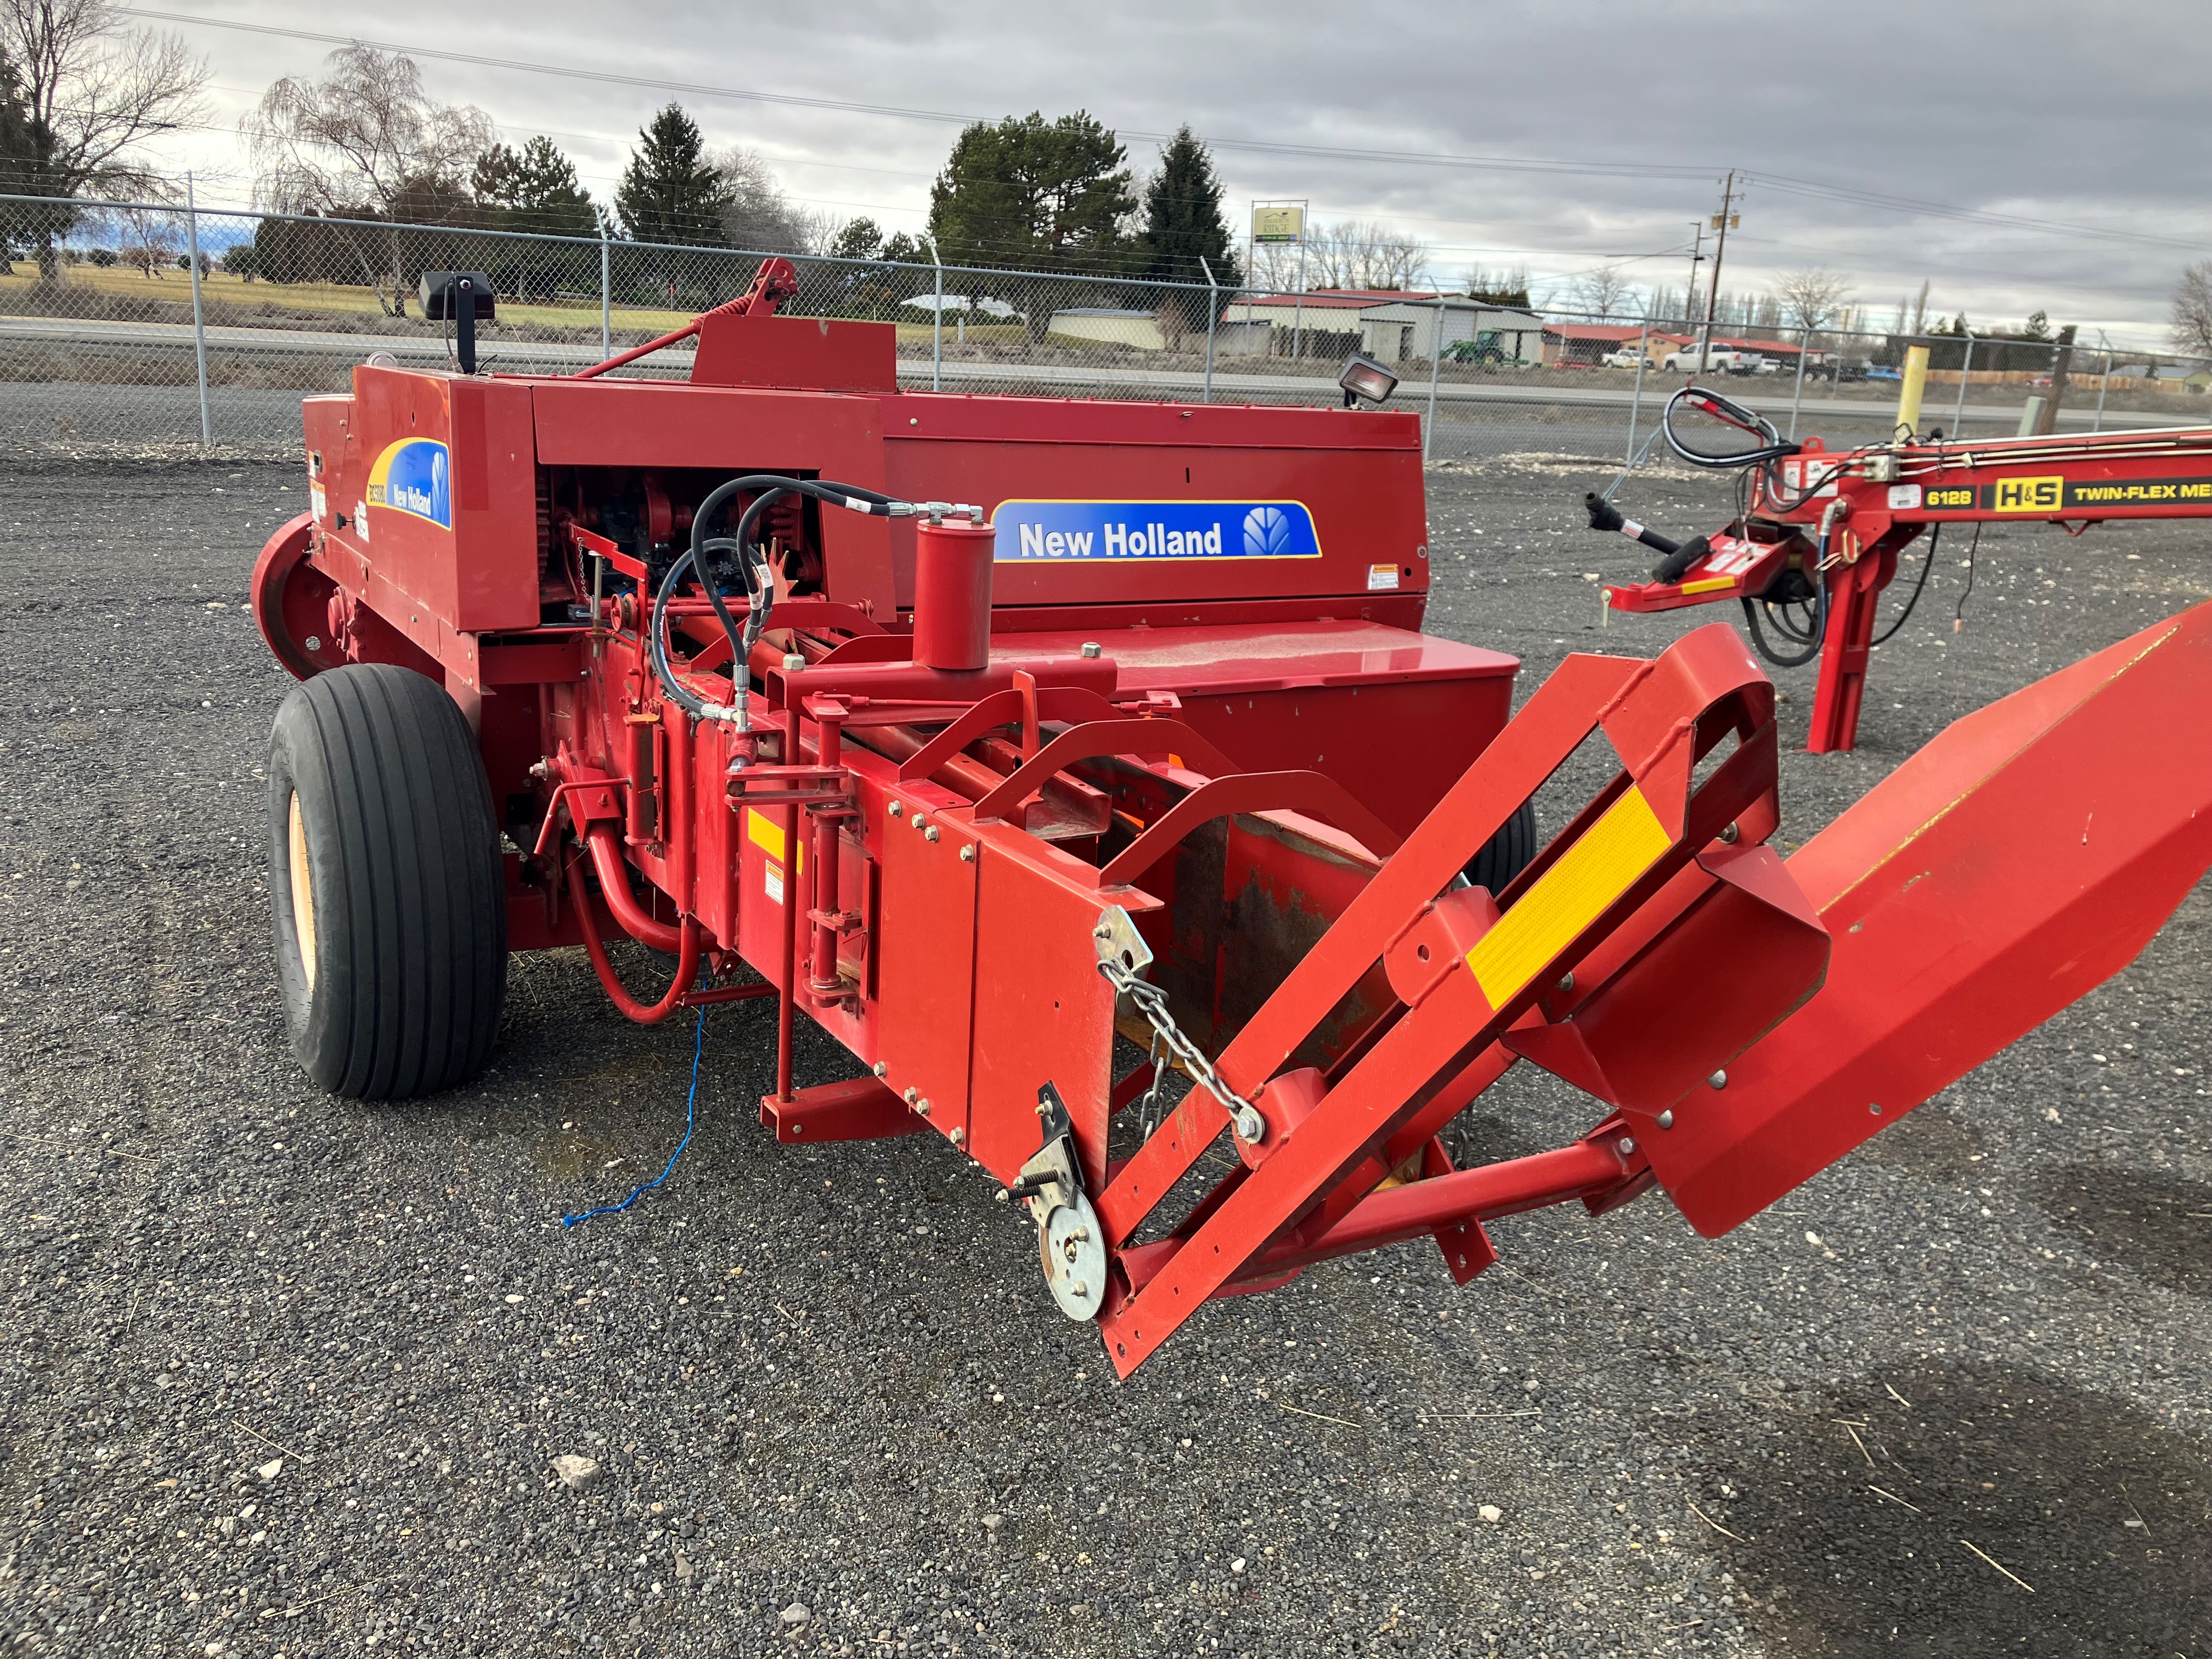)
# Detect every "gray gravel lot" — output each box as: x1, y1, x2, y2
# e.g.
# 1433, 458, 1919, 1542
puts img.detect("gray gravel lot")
0, 447, 2207, 1659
